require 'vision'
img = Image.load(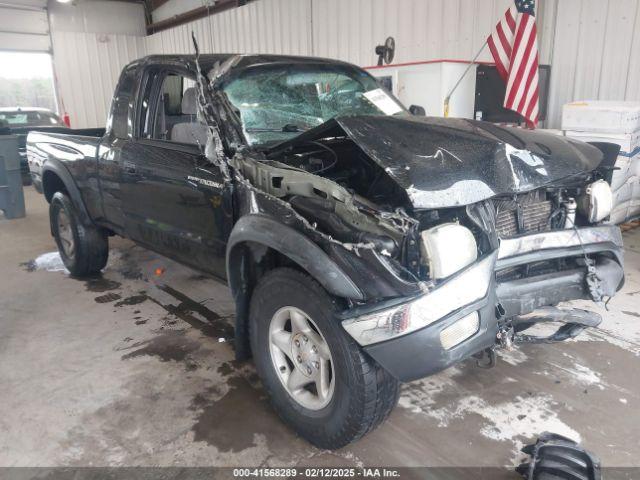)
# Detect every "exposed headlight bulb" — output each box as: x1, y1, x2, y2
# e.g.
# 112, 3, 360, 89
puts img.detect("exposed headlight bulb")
420, 223, 478, 279
578, 180, 613, 223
